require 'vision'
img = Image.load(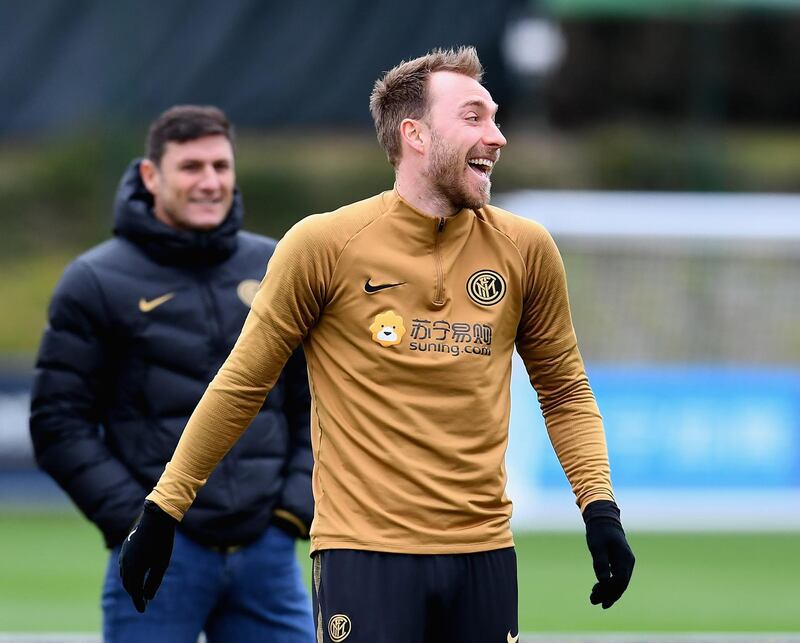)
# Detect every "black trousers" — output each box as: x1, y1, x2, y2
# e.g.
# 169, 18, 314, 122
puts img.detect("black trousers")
312, 547, 519, 643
